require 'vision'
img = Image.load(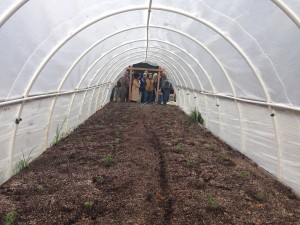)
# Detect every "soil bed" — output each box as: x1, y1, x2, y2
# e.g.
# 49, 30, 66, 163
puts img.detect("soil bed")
1, 102, 300, 224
